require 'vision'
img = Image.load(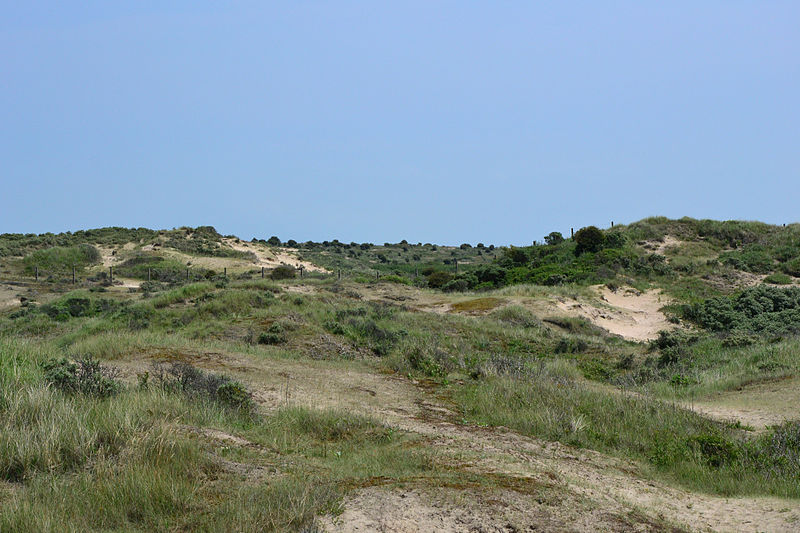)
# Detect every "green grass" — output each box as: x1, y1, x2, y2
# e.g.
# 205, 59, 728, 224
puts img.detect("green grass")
0, 335, 437, 532
454, 374, 800, 497
22, 245, 101, 277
